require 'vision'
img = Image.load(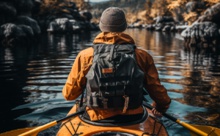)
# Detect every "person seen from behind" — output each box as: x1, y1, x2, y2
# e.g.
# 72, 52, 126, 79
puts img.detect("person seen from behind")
62, 7, 171, 120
